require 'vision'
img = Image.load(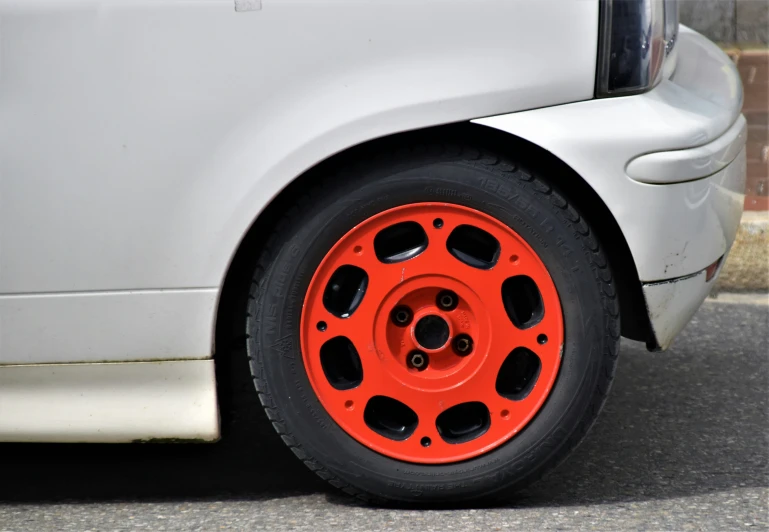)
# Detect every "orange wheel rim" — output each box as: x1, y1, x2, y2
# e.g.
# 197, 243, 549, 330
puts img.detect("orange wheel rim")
300, 203, 563, 464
